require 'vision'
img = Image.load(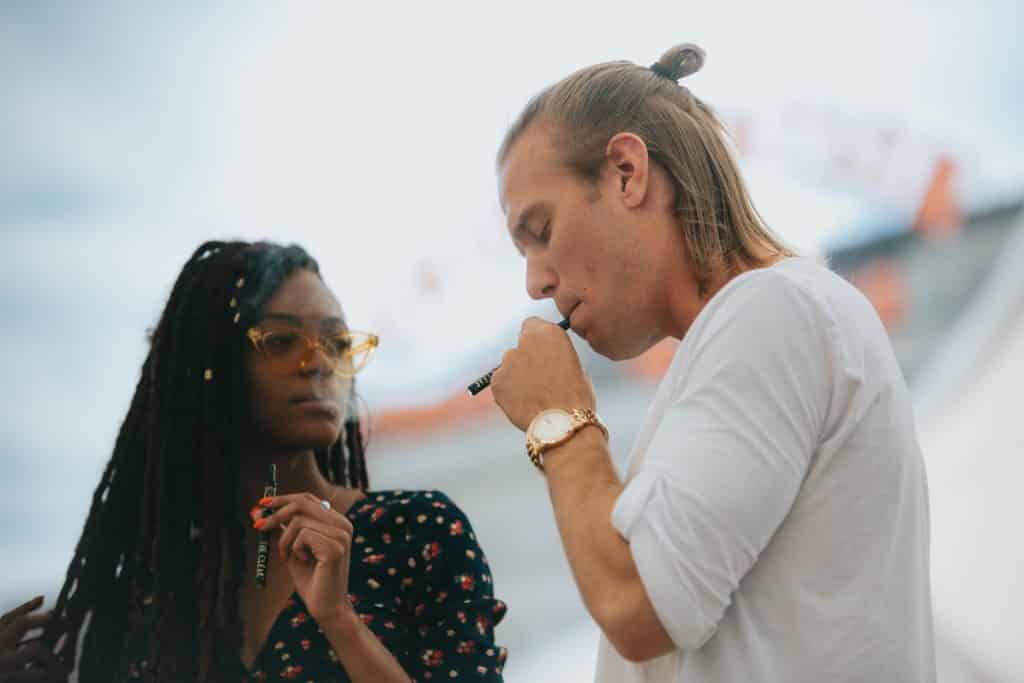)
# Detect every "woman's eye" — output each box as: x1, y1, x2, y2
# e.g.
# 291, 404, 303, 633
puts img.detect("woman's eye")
264, 332, 299, 353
